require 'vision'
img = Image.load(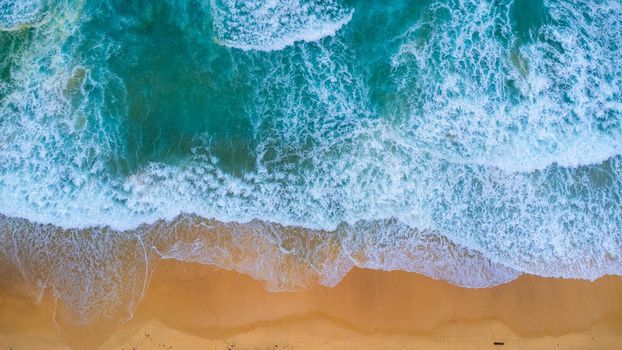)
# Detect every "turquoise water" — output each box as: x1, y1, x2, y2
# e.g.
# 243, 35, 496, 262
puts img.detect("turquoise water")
1, 0, 622, 325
